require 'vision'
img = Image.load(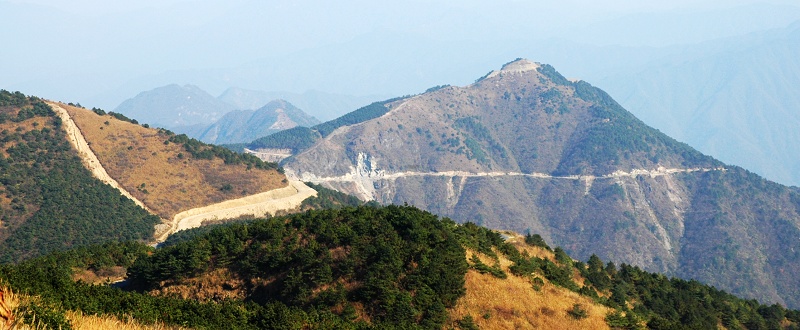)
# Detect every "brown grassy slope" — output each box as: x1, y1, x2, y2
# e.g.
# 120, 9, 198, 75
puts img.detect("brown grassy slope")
447, 235, 611, 330
61, 103, 286, 219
